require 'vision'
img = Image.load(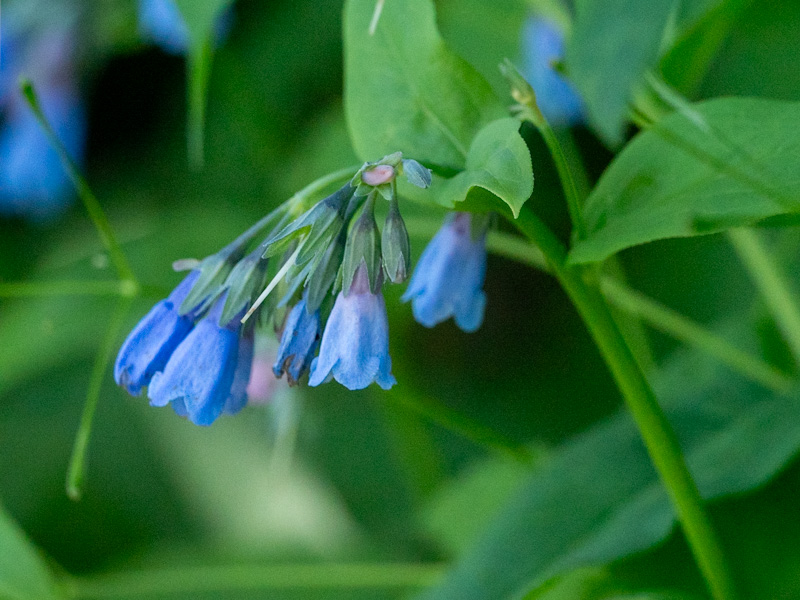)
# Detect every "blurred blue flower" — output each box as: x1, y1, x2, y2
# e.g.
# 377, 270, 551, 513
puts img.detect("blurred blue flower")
148, 295, 254, 426
402, 212, 487, 333
309, 264, 395, 390
138, 0, 233, 55
0, 25, 85, 220
273, 296, 321, 385
114, 272, 199, 395
522, 16, 584, 127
